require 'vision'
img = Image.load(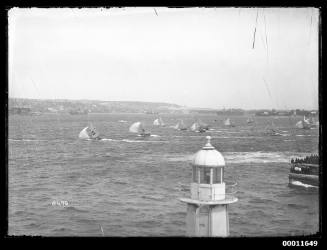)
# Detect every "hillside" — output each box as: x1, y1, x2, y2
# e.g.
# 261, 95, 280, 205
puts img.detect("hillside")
8, 98, 186, 114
